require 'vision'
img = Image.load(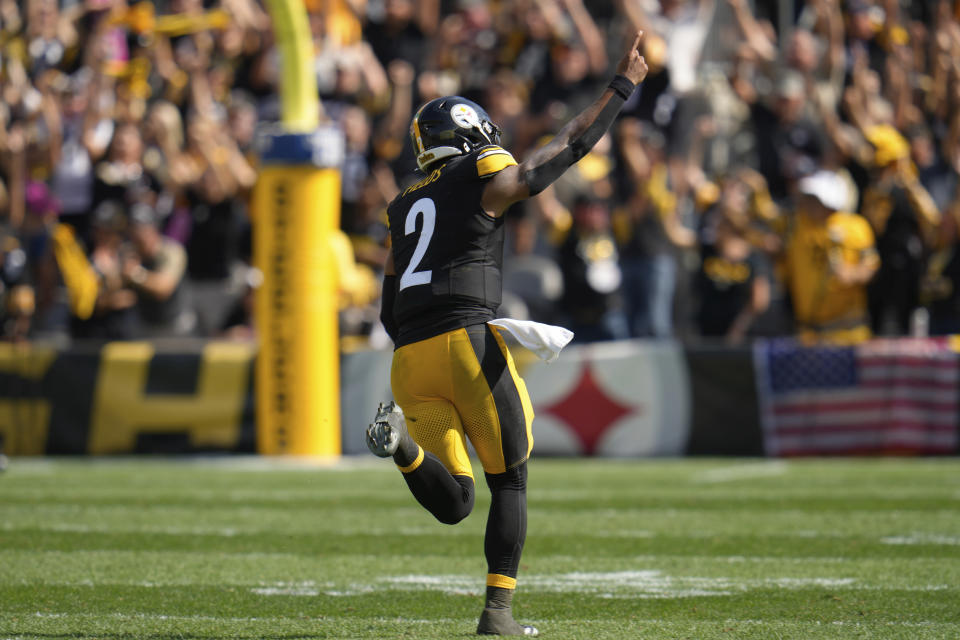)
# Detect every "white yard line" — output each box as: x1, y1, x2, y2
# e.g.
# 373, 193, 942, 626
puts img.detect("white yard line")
0, 521, 449, 537
590, 530, 655, 538
881, 534, 960, 546
0, 455, 388, 473
2, 487, 397, 500
19, 611, 463, 623
7, 612, 958, 628
692, 462, 789, 484
0, 522, 242, 537
242, 571, 954, 600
